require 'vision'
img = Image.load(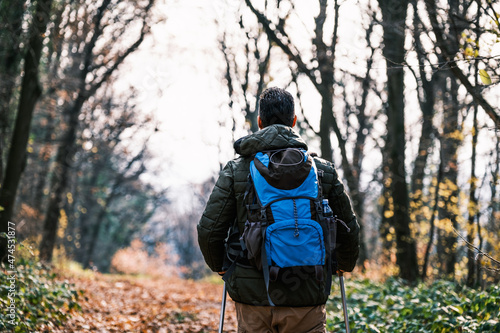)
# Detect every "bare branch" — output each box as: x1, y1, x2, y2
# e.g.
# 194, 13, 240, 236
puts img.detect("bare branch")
453, 226, 500, 268
424, 0, 500, 129
244, 0, 319, 89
